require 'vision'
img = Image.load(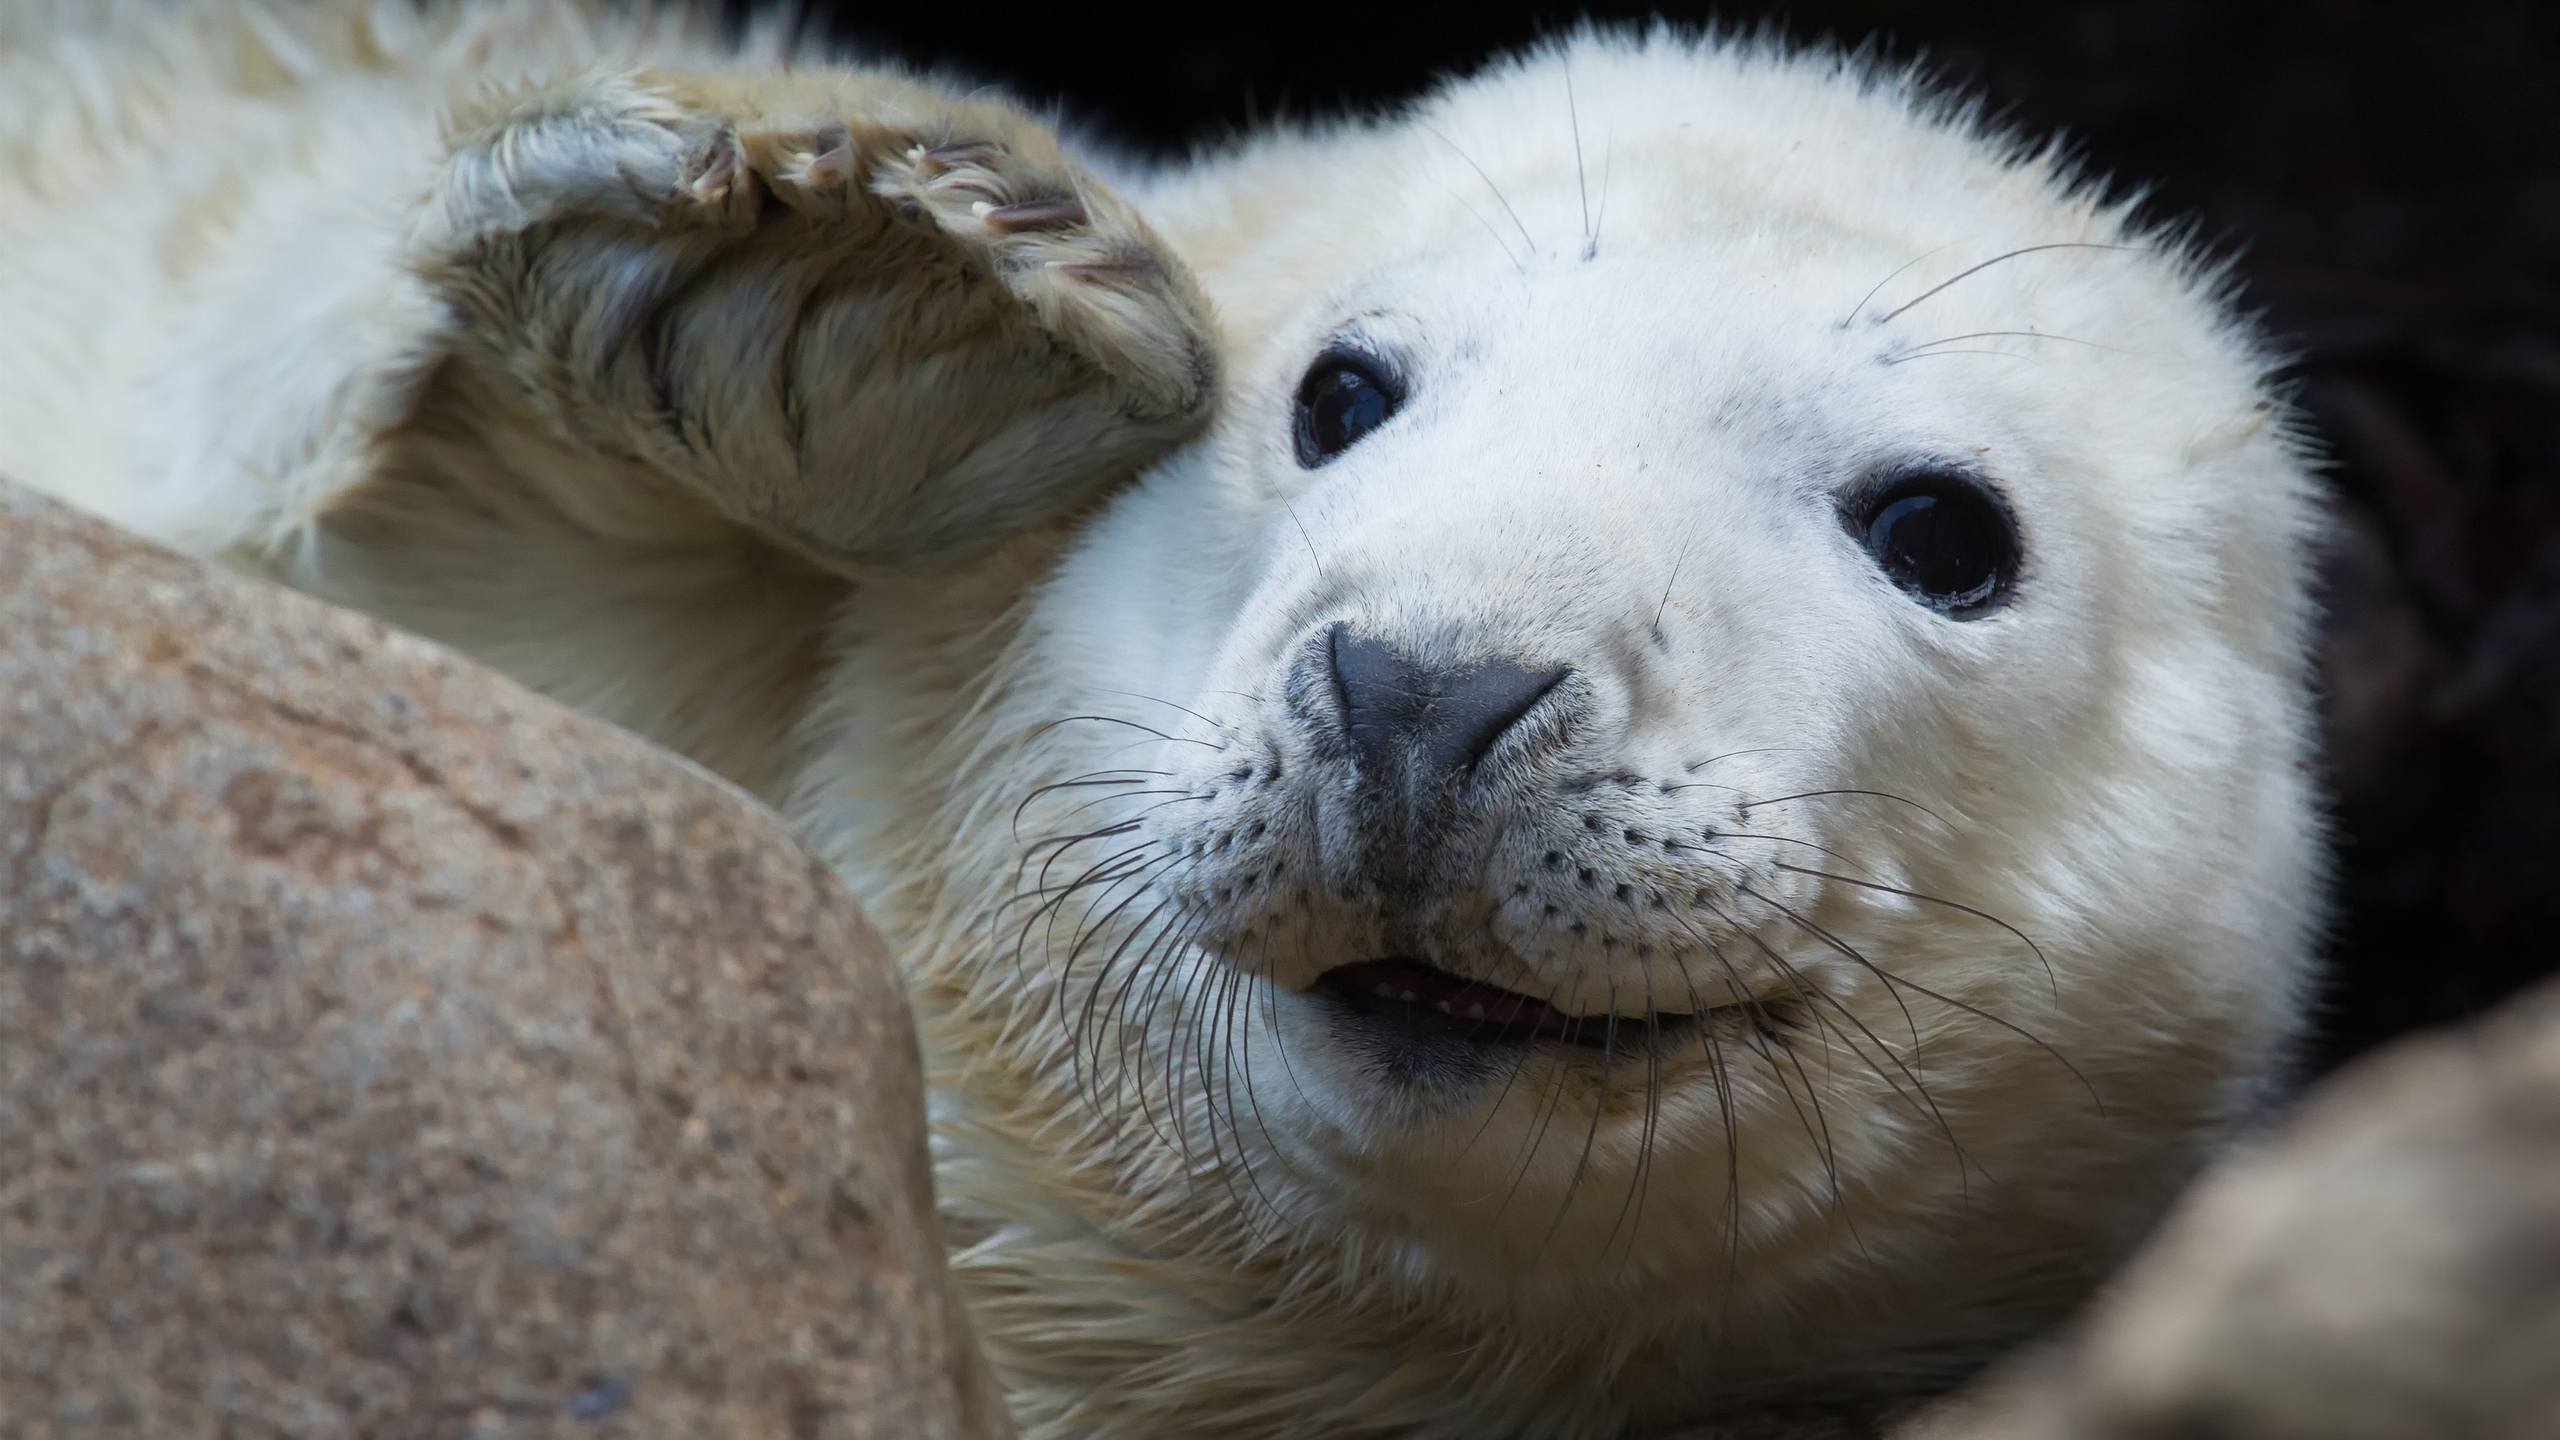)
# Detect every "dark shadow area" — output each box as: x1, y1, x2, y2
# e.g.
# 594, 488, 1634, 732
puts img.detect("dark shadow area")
770, 0, 2559, 1079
